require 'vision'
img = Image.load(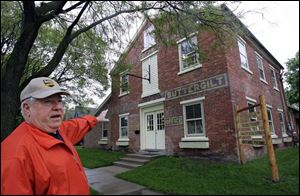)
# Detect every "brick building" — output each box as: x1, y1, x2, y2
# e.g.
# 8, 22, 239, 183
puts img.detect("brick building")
84, 6, 293, 162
